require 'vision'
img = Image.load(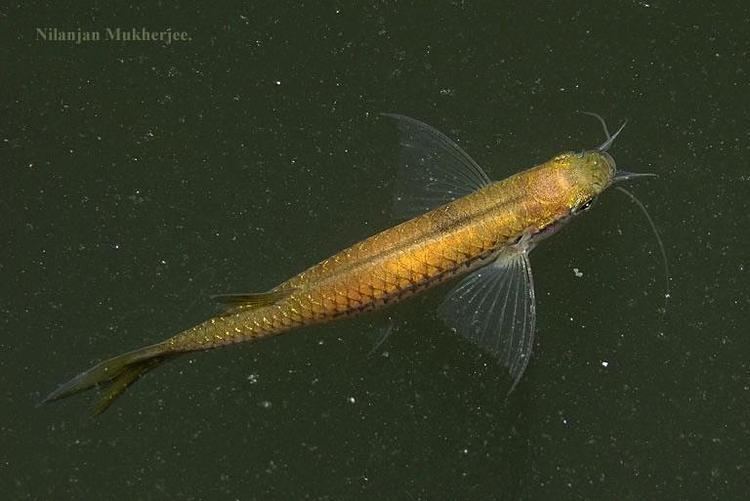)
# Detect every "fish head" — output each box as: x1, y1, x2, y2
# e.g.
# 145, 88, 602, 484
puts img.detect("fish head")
547, 150, 617, 213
